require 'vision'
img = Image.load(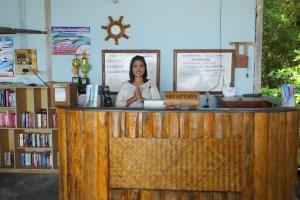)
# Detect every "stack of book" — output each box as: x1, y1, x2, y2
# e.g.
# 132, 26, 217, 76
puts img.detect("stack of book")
20, 152, 52, 167
19, 133, 52, 147
0, 112, 16, 127
0, 89, 16, 107
4, 152, 14, 166
51, 113, 57, 128
21, 112, 34, 128
36, 109, 47, 128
